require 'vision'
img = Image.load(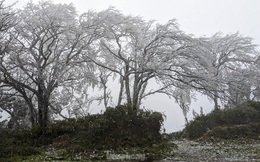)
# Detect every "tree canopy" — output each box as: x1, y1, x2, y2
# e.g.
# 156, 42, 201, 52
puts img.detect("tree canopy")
0, 0, 259, 132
